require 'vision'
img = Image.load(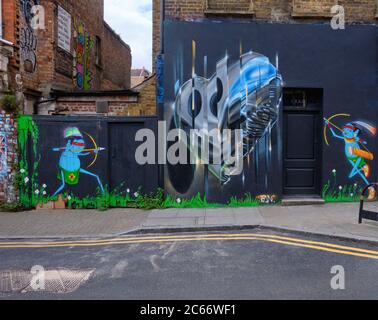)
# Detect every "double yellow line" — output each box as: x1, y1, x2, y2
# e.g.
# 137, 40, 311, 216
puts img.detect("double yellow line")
0, 233, 377, 260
